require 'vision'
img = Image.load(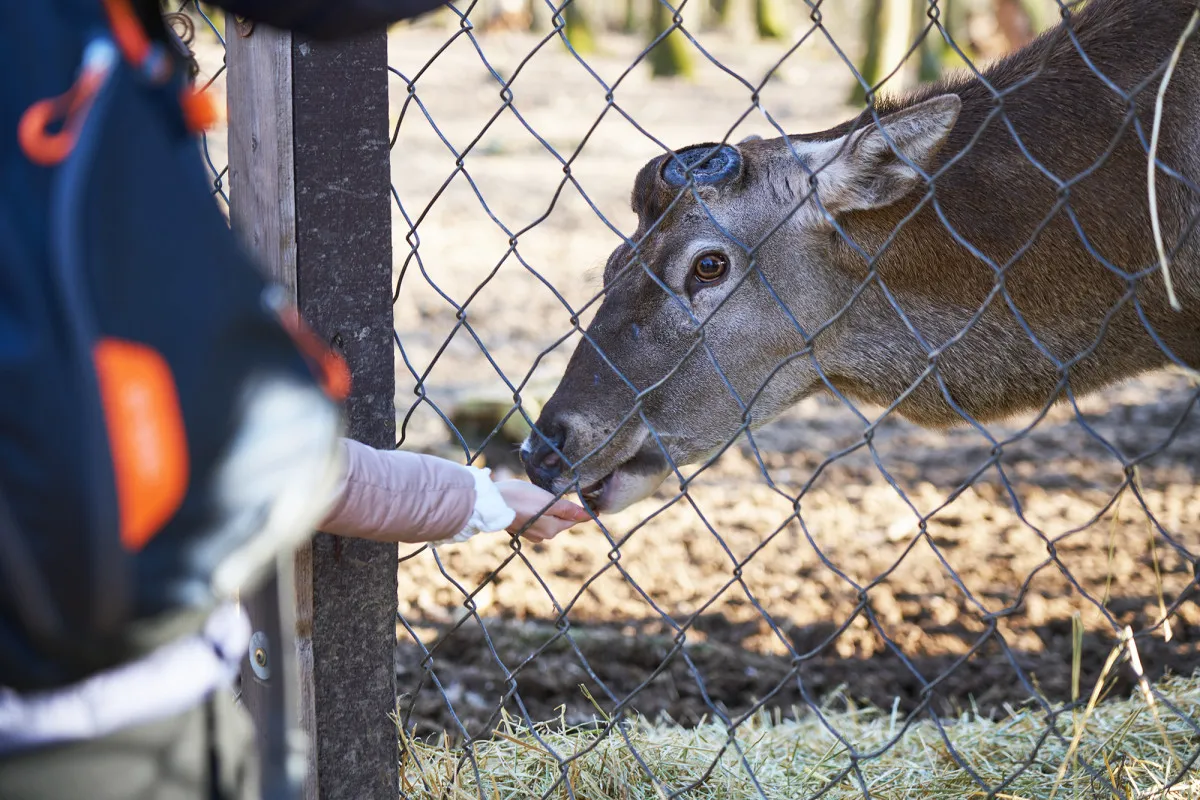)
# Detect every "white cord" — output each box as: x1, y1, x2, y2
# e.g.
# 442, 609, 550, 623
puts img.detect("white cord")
1147, 6, 1199, 312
